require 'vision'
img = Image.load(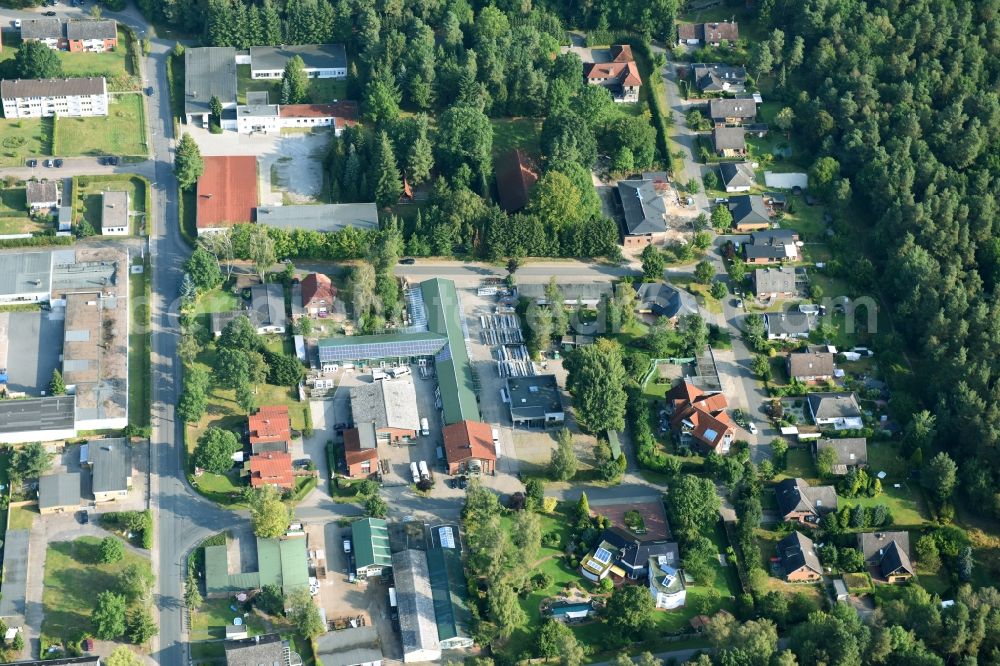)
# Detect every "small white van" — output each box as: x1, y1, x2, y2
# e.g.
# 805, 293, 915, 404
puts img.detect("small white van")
420, 417, 430, 436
